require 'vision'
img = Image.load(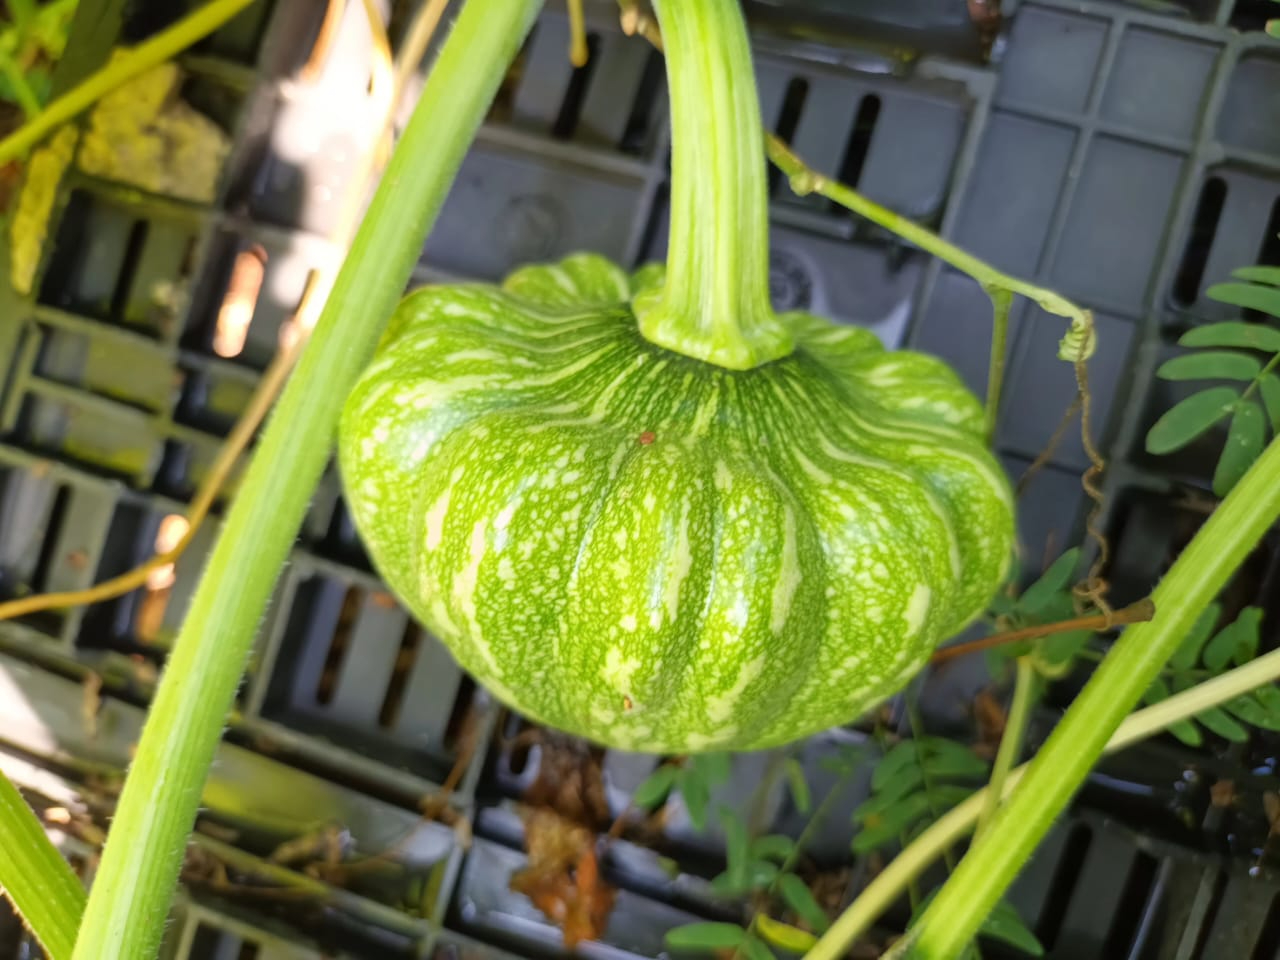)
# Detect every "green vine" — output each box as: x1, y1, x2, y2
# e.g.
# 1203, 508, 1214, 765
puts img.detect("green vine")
904, 432, 1280, 956
65, 1, 543, 956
